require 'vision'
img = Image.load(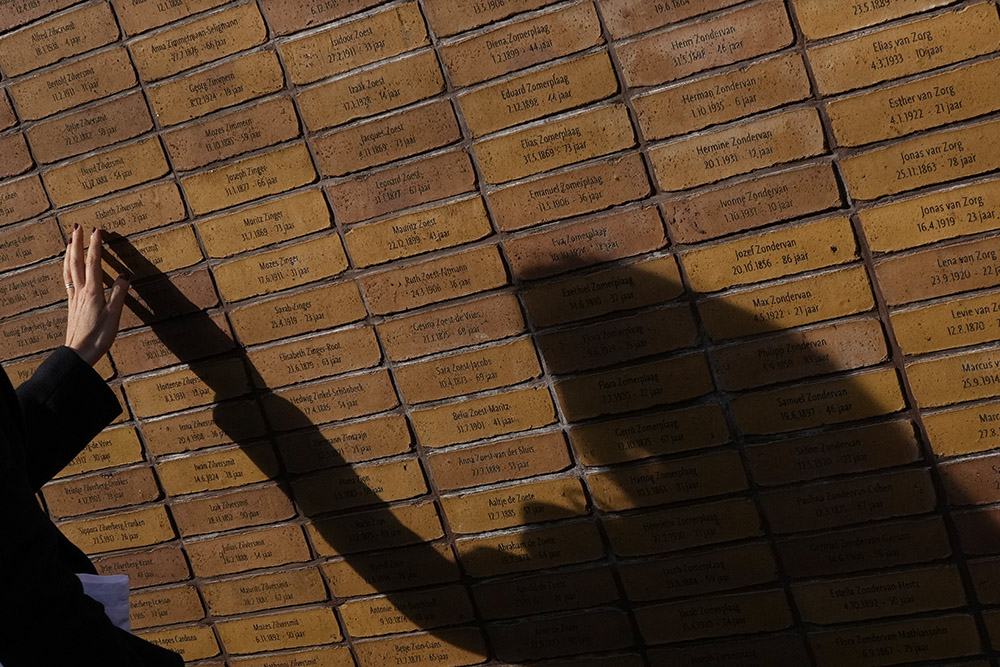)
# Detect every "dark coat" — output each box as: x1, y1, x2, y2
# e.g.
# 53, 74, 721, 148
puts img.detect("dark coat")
0, 346, 183, 666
